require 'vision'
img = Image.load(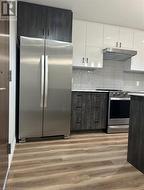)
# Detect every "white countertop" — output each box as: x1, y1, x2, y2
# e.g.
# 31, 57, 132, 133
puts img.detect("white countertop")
129, 93, 144, 97
72, 90, 109, 93
72, 90, 144, 96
